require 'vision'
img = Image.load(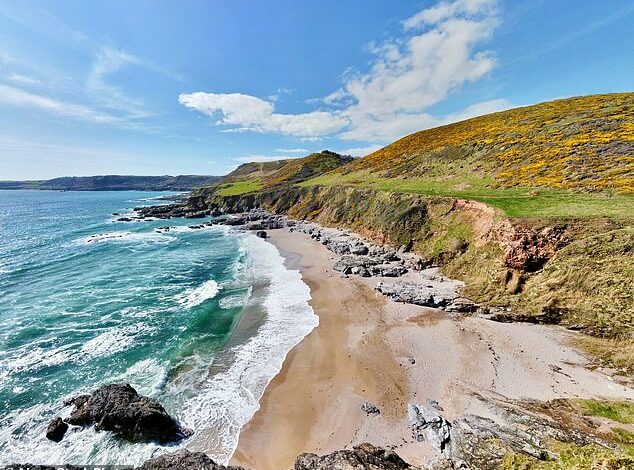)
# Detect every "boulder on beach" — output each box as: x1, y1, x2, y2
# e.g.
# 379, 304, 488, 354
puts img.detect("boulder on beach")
256, 230, 268, 239
62, 383, 192, 443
